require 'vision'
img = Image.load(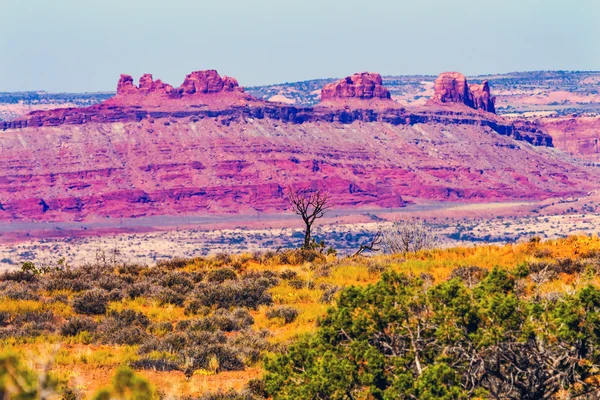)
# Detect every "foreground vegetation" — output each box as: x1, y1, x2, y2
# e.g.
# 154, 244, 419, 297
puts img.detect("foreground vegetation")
3, 236, 600, 398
